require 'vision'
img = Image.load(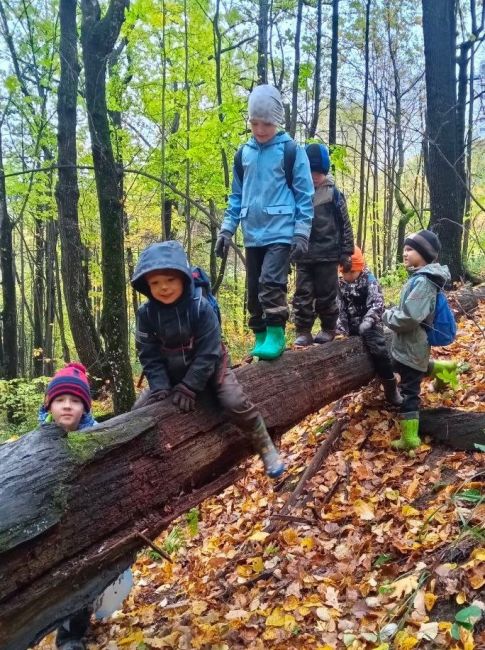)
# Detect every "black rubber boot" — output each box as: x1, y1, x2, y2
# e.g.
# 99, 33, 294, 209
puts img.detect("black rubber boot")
314, 329, 335, 344
382, 378, 403, 406
294, 330, 313, 346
